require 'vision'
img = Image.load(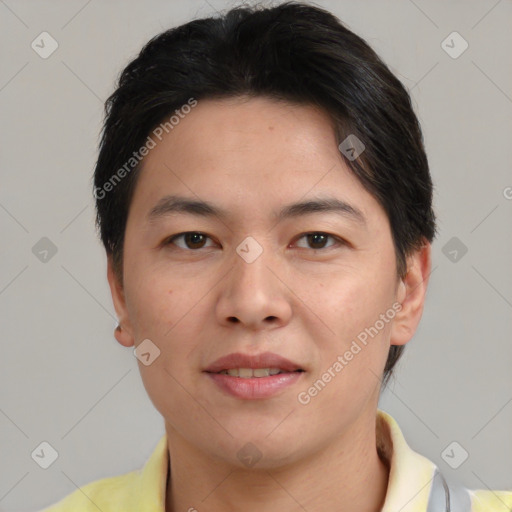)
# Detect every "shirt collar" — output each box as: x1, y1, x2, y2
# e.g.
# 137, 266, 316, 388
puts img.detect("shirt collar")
136, 431, 168, 511
138, 408, 437, 512
377, 409, 438, 512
